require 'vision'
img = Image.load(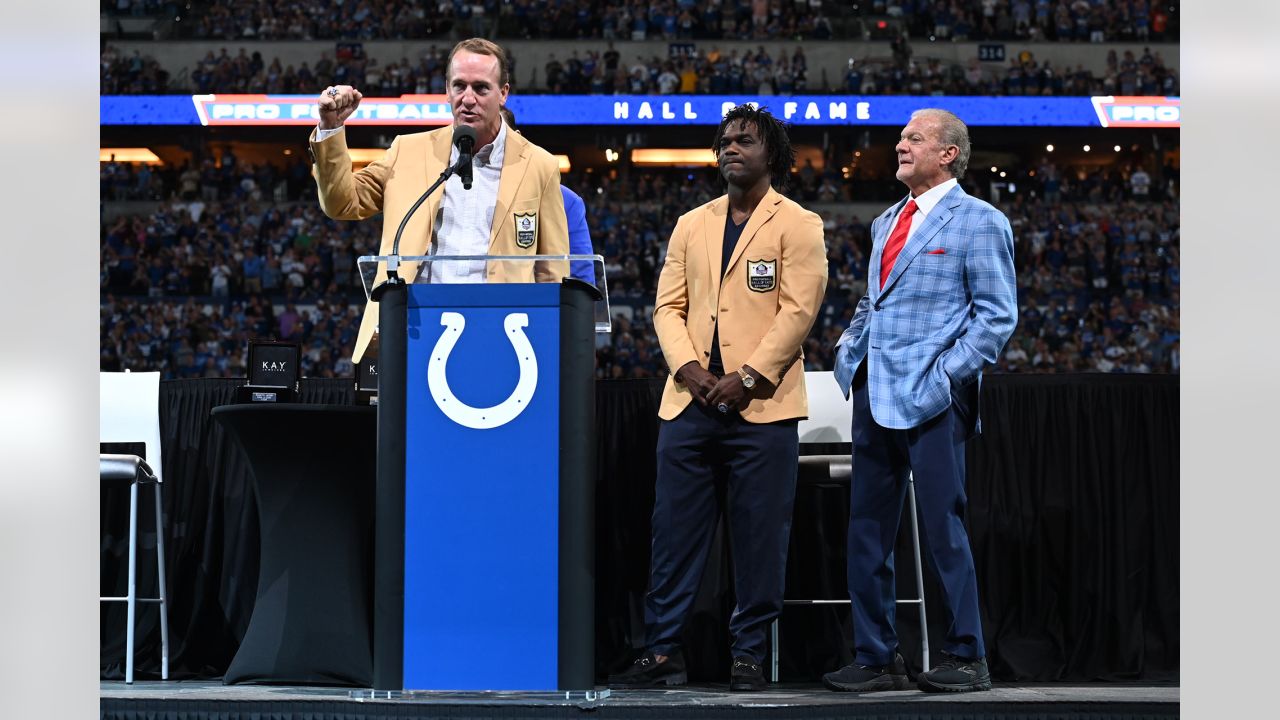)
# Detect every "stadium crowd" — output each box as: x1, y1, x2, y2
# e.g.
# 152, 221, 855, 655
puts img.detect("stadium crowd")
104, 1, 1178, 43
100, 151, 1179, 379
99, 38, 1177, 98
101, 38, 1178, 97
